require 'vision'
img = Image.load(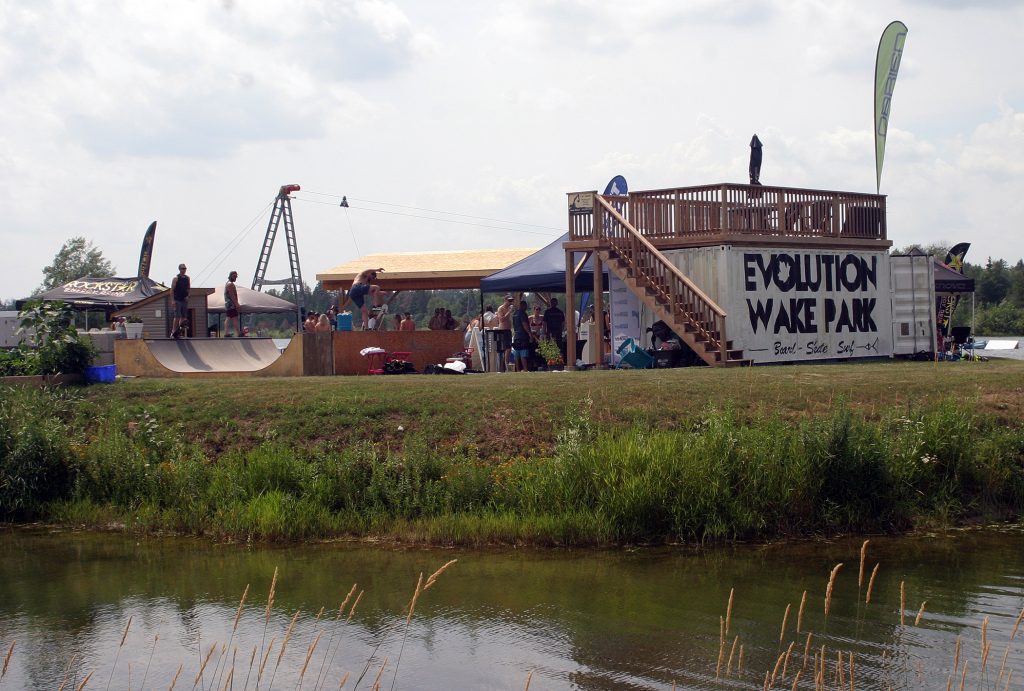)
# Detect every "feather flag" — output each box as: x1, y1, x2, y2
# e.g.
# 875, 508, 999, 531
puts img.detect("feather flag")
874, 21, 908, 193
